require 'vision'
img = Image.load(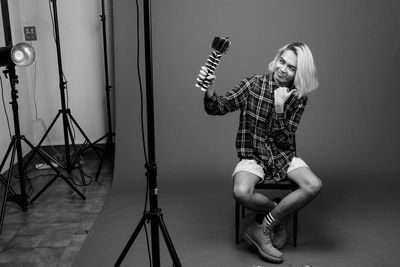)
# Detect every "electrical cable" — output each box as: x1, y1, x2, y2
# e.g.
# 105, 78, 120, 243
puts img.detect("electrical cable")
135, 0, 149, 216
48, 0, 56, 41
137, 2, 148, 165
136, 0, 152, 265
30, 49, 62, 159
